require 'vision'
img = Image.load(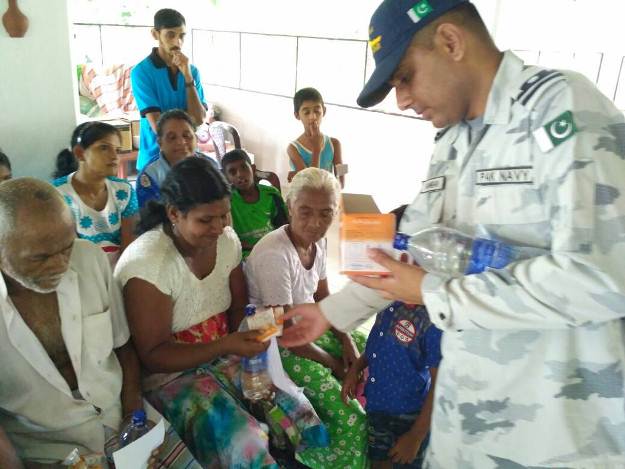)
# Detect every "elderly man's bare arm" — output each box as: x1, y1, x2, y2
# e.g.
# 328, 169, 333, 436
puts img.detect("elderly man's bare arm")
0, 427, 23, 469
